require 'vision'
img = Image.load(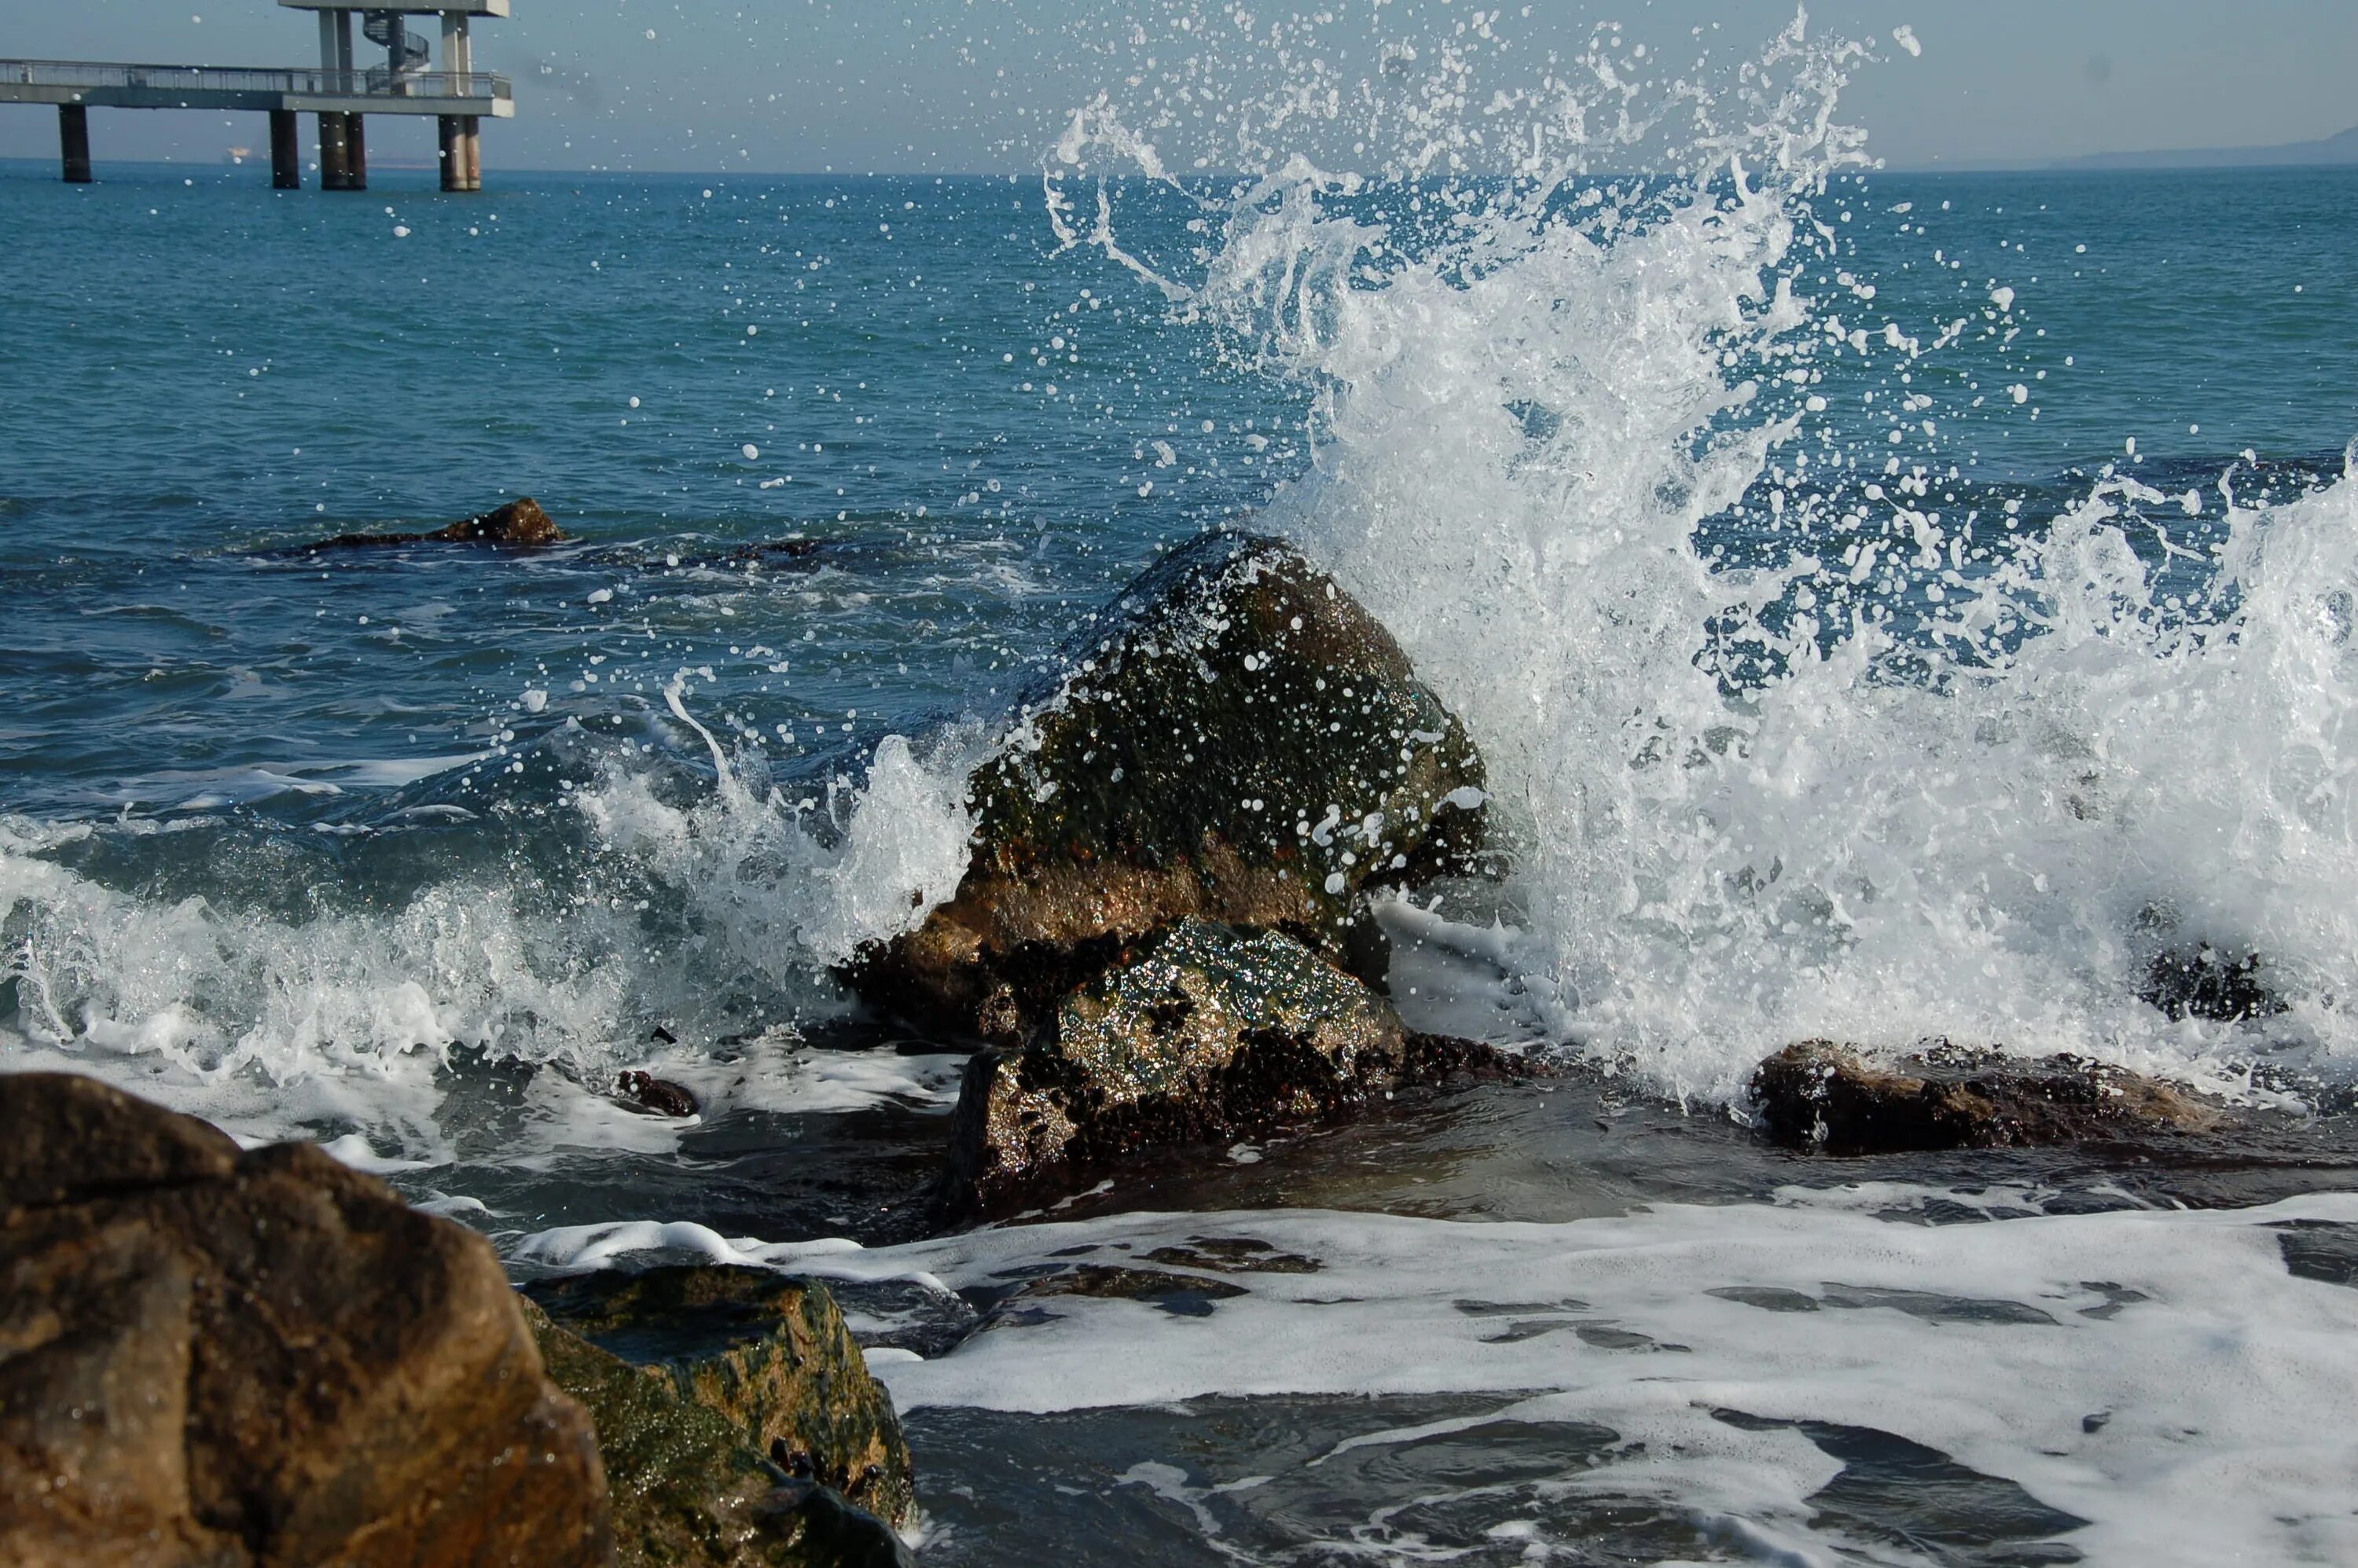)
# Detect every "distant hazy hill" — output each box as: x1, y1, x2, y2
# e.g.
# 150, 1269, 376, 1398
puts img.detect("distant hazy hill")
2055, 125, 2358, 171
